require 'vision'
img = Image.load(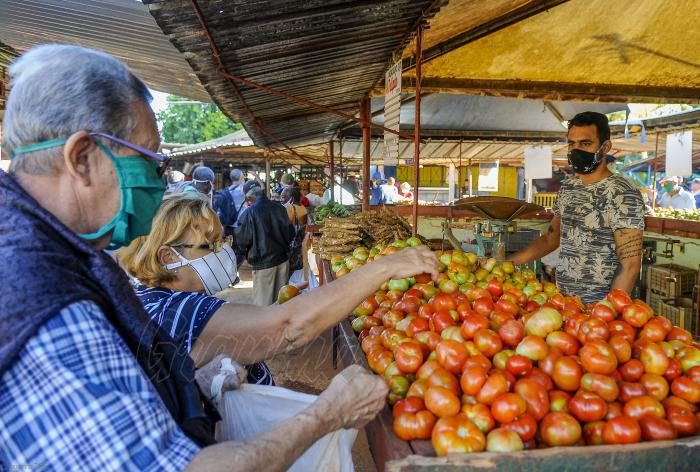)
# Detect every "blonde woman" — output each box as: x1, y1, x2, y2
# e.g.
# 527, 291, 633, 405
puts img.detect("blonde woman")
119, 193, 440, 387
